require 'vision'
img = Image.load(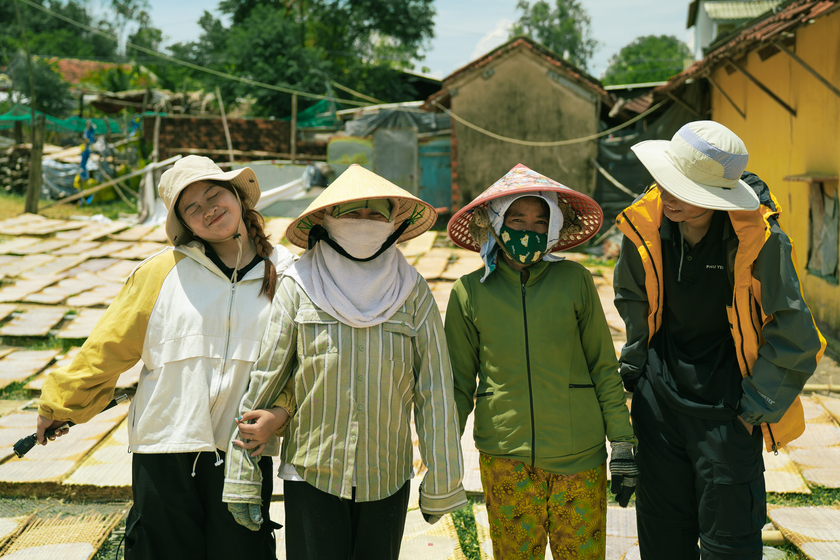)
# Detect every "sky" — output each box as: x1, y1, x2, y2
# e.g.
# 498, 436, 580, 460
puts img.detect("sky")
143, 0, 696, 80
